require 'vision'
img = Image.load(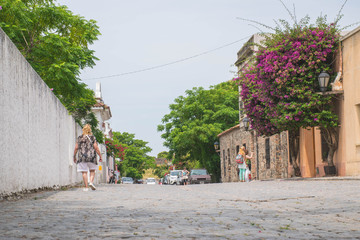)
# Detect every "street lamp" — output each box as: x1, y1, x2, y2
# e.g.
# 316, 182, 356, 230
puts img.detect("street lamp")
318, 71, 330, 93
242, 117, 250, 131
214, 141, 219, 151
